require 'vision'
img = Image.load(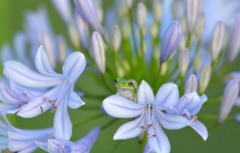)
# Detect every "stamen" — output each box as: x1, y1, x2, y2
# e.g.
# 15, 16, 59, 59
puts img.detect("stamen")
40, 106, 44, 113
148, 124, 153, 128
139, 125, 145, 129
18, 103, 22, 108
52, 106, 58, 110
48, 99, 56, 103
